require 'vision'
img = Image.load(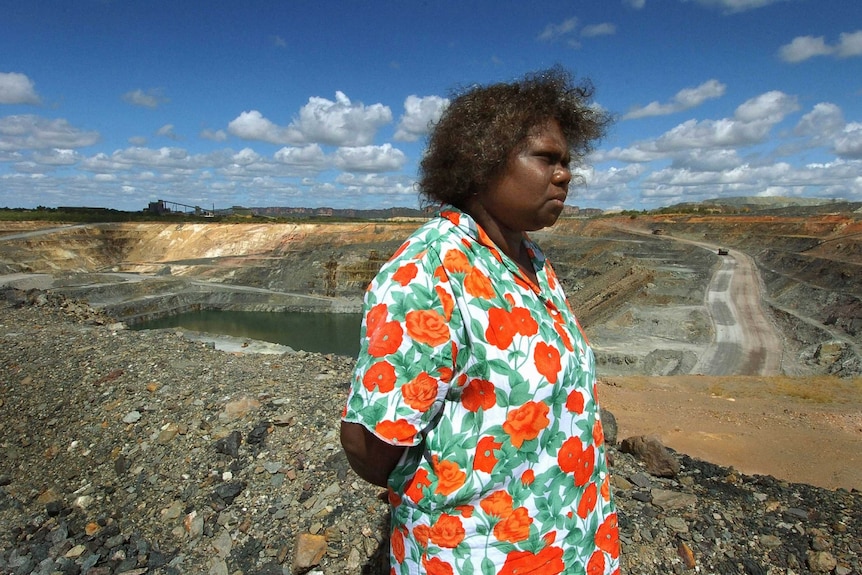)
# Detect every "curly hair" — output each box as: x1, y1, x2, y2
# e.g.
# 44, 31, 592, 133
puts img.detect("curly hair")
418, 67, 611, 209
